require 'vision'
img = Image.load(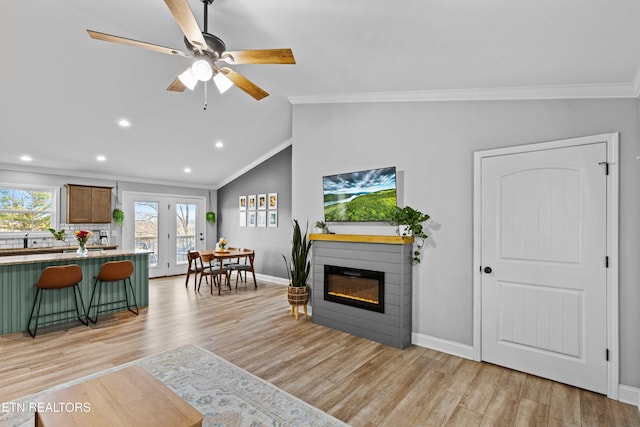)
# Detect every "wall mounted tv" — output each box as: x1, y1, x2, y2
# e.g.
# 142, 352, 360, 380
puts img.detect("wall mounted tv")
323, 166, 397, 222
